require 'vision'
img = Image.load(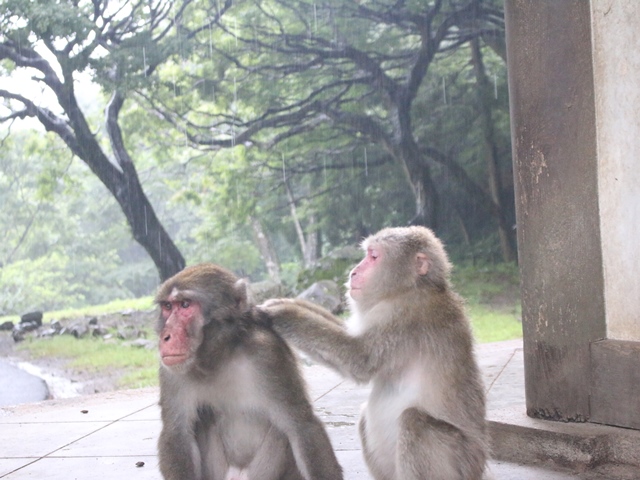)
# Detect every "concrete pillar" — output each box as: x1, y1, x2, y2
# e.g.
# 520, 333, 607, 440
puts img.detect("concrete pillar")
505, 0, 640, 428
